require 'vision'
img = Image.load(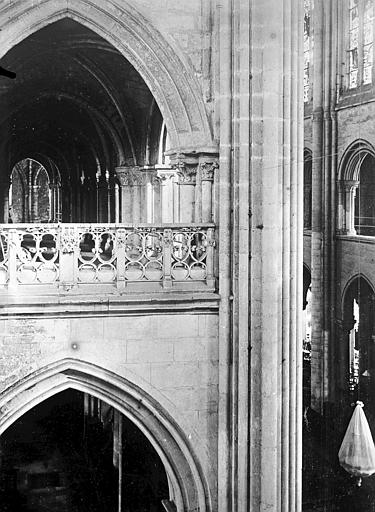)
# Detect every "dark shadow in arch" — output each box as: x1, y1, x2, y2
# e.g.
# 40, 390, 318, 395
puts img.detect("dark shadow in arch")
0, 358, 212, 512
0, 388, 169, 512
